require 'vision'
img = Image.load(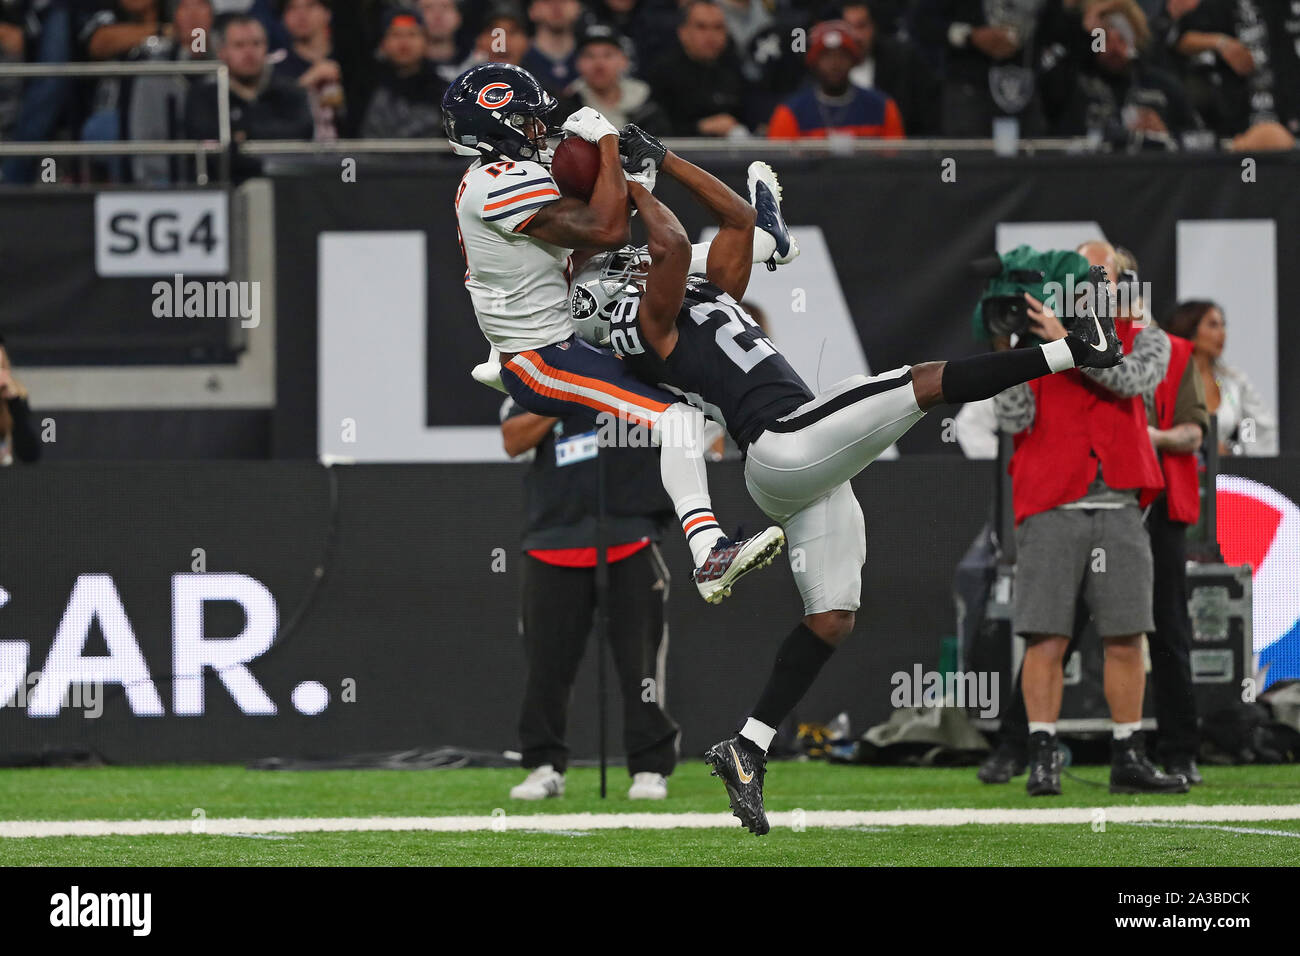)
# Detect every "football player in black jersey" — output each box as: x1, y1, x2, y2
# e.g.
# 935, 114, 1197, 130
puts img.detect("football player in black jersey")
570, 127, 1125, 834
